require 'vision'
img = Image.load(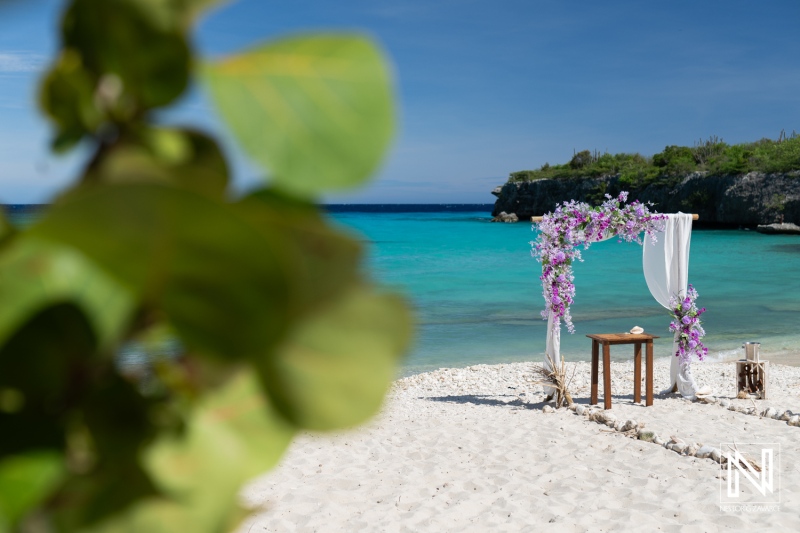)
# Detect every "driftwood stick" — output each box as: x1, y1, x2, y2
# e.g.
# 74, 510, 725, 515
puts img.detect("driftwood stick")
535, 352, 574, 408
